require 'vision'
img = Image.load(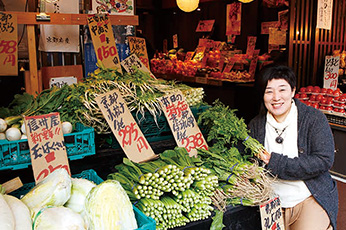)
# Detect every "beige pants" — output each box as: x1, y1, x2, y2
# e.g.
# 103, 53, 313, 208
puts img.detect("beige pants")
283, 196, 332, 230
